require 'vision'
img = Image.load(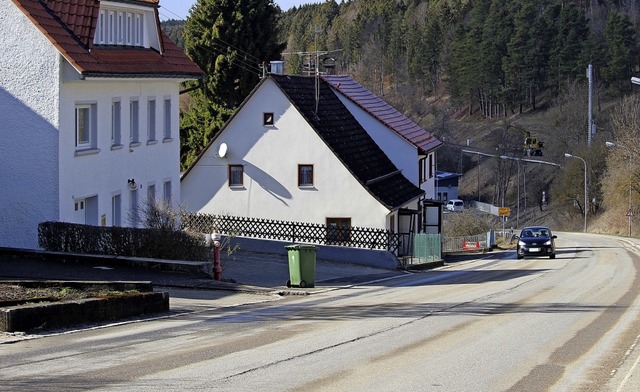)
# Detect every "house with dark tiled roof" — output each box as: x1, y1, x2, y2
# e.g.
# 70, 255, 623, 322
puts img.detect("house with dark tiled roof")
0, 0, 204, 248
322, 75, 442, 197
181, 73, 443, 244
